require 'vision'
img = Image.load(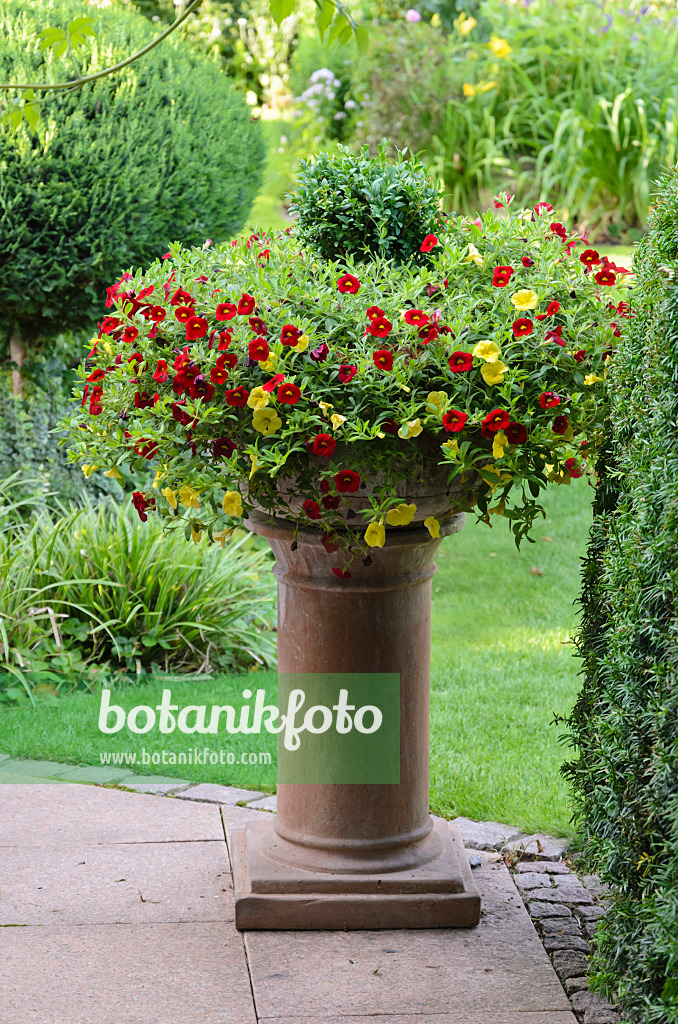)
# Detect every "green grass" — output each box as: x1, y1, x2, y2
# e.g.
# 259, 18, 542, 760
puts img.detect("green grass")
0, 480, 592, 835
